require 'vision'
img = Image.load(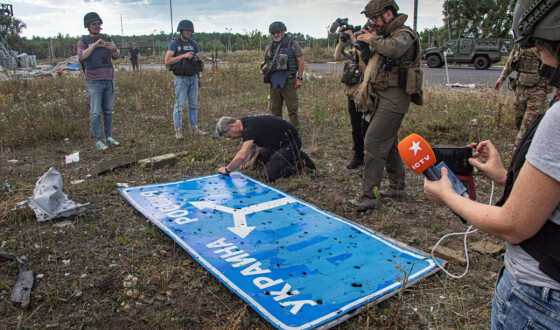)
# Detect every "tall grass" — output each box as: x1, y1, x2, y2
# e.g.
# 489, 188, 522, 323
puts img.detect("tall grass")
0, 66, 515, 151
